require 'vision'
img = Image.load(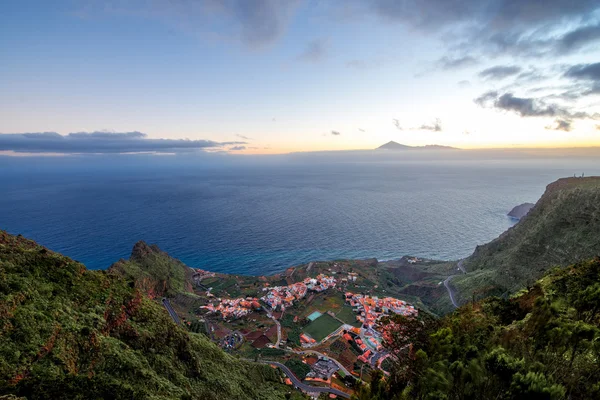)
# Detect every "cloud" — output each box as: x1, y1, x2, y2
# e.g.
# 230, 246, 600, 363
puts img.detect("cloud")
392, 119, 403, 130
458, 80, 471, 88
545, 119, 573, 132
474, 91, 499, 106
436, 56, 479, 70
475, 92, 599, 121
83, 0, 300, 48
478, 65, 522, 80
564, 63, 600, 81
235, 134, 253, 140
331, 130, 341, 136
415, 119, 442, 132
366, 0, 599, 29
557, 23, 600, 53
297, 38, 329, 63
358, 128, 366, 132
0, 131, 245, 154
229, 146, 246, 151
361, 0, 600, 60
